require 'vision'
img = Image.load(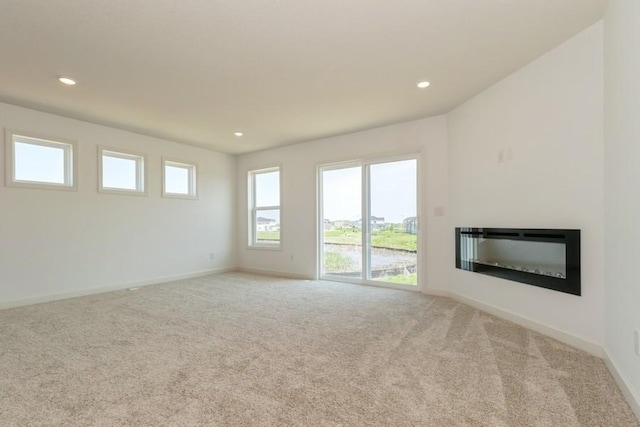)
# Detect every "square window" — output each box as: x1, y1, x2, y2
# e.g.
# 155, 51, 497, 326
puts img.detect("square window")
162, 158, 197, 199
99, 147, 146, 195
249, 167, 281, 248
5, 130, 77, 190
